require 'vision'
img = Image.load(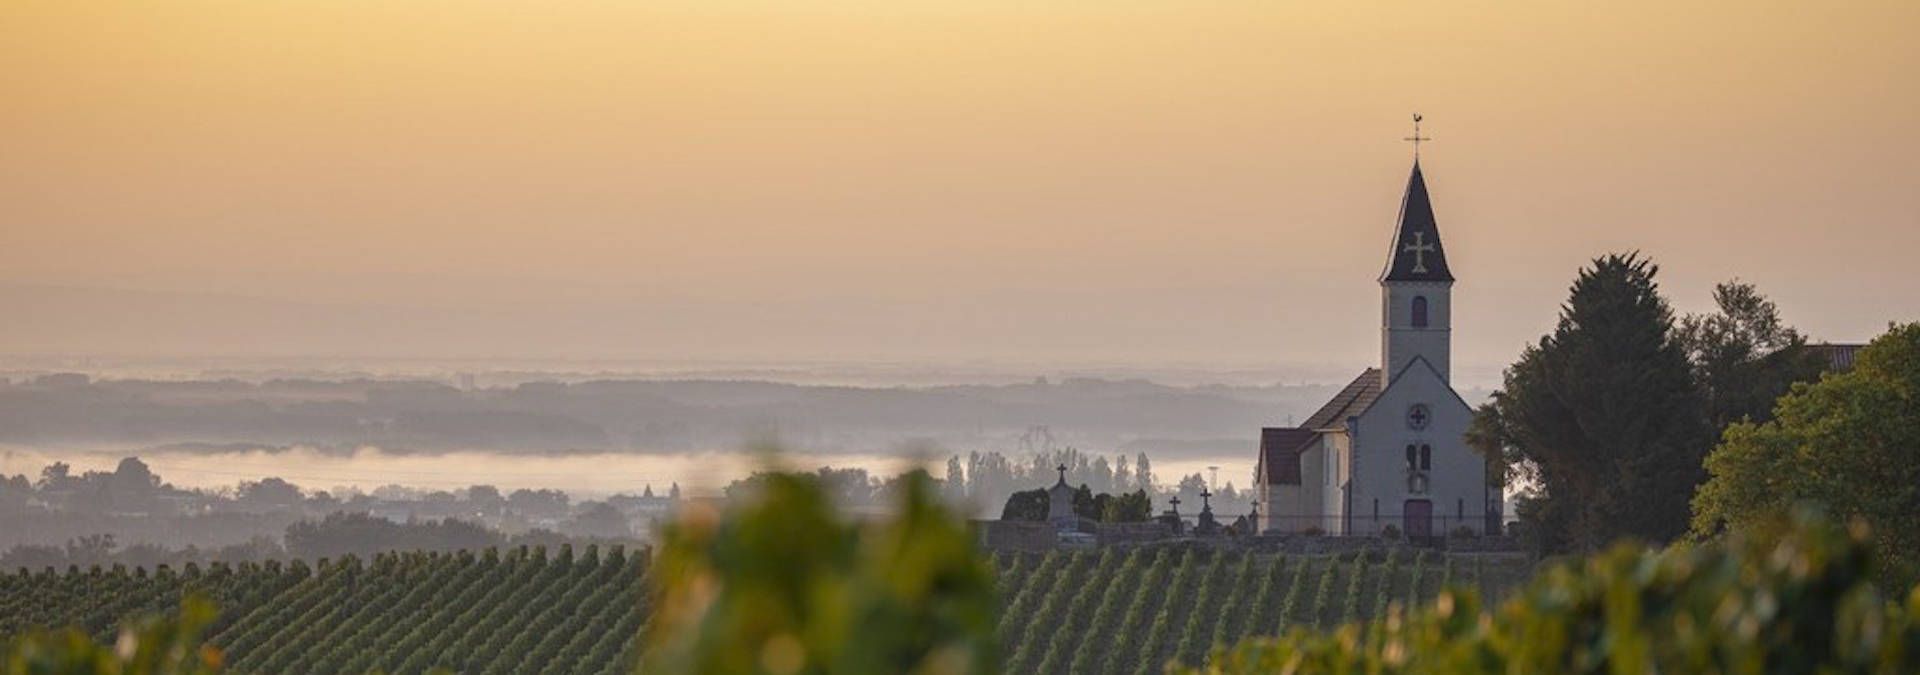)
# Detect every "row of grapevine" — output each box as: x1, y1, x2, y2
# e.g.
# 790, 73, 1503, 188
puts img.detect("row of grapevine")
1032, 549, 1123, 674
1170, 551, 1231, 666
1092, 547, 1177, 675
1066, 548, 1156, 675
